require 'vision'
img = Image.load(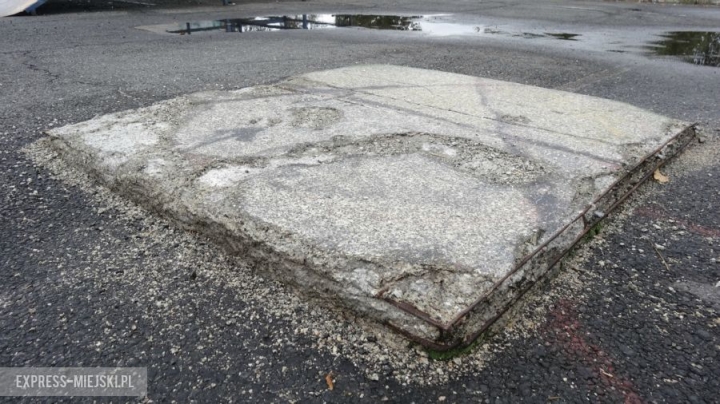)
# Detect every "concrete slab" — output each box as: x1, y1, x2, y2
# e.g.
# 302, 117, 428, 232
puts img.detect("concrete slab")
46, 65, 695, 349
